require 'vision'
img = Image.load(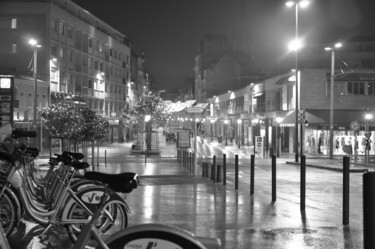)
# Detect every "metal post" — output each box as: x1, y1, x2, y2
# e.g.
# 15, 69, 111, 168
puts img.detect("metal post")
343, 156, 350, 225
223, 154, 226, 185
235, 154, 239, 190
363, 172, 375, 249
294, 3, 300, 163
250, 154, 255, 195
105, 150, 107, 167
301, 155, 306, 211
194, 116, 197, 175
272, 155, 276, 202
212, 155, 216, 182
329, 49, 335, 159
